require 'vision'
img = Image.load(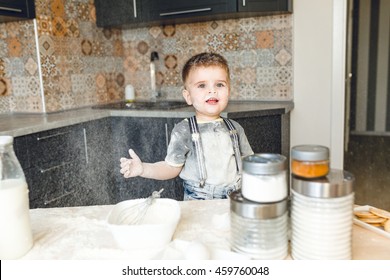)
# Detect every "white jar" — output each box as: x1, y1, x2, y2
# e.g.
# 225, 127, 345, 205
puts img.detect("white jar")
291, 169, 354, 260
230, 190, 288, 260
241, 154, 287, 203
